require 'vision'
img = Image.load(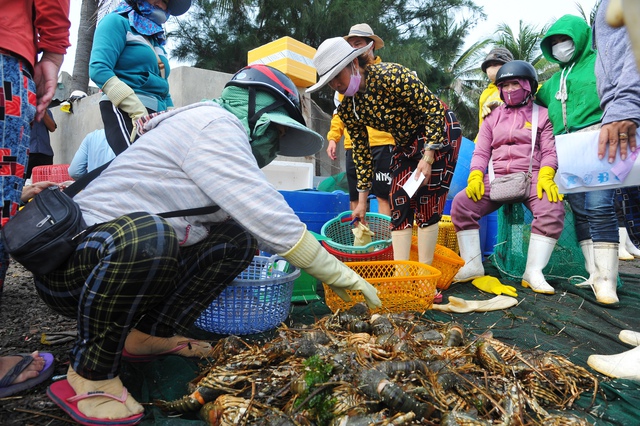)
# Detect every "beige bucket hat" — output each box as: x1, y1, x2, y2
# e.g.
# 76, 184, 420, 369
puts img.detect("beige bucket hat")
344, 23, 384, 50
